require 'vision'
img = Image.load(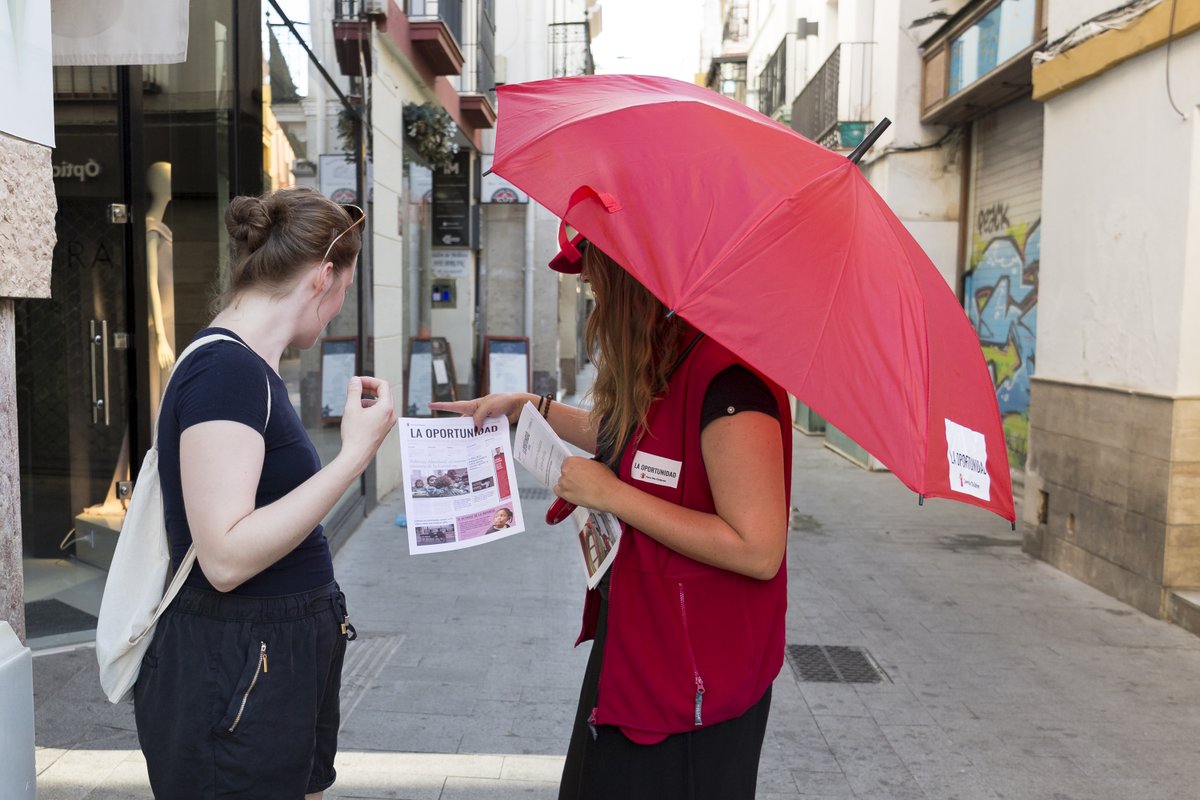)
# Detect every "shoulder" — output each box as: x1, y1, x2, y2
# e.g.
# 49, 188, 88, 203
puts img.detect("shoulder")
170, 336, 270, 432
176, 339, 265, 388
